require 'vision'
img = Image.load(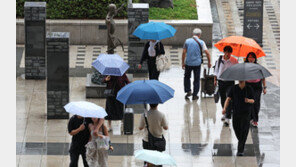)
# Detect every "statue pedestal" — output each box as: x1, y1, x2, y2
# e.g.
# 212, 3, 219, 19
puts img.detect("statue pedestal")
86, 73, 107, 98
